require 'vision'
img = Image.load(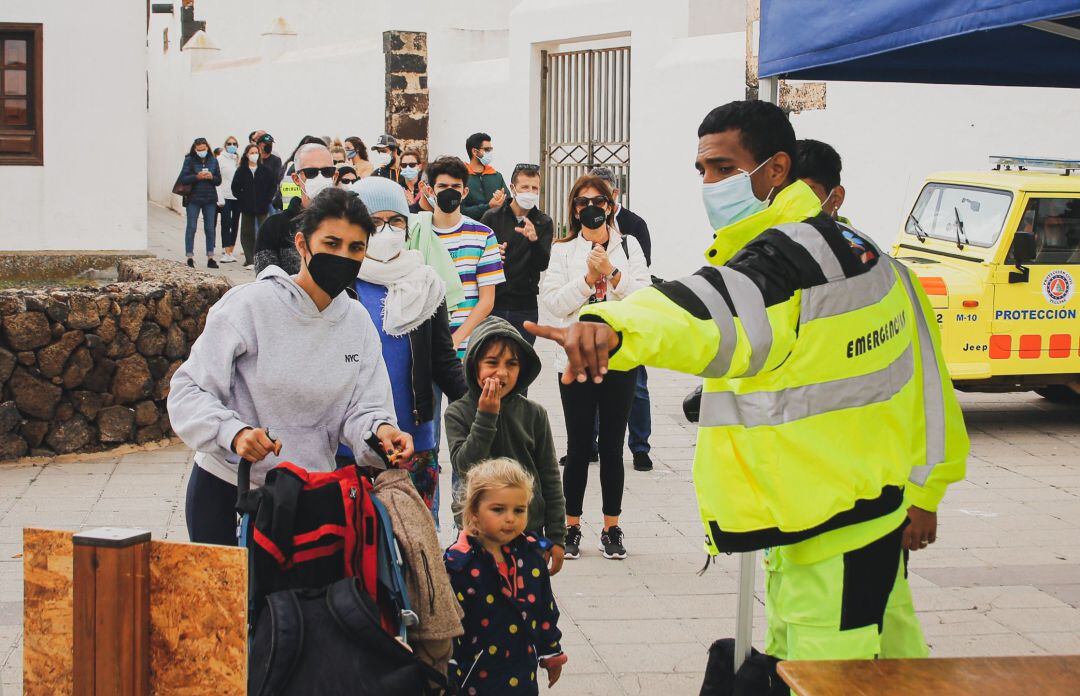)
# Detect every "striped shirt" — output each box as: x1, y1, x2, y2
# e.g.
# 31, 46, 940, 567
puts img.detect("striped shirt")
433, 217, 505, 348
